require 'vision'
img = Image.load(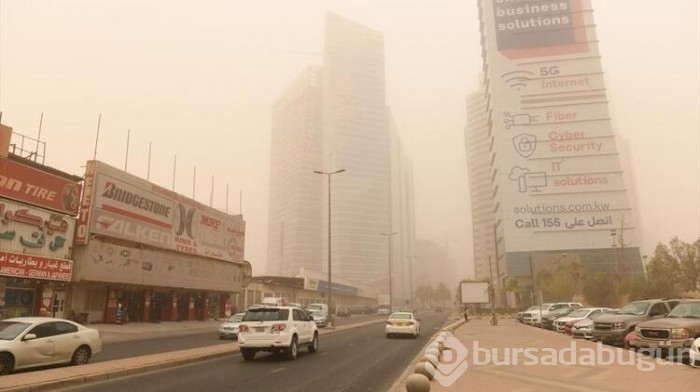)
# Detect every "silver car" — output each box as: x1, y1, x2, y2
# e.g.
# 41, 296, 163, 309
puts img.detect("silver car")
218, 313, 245, 340
0, 317, 102, 375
